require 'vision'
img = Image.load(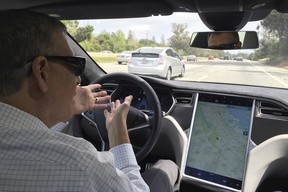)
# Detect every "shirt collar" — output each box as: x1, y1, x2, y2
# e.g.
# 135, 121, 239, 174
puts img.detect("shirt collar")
0, 102, 48, 131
